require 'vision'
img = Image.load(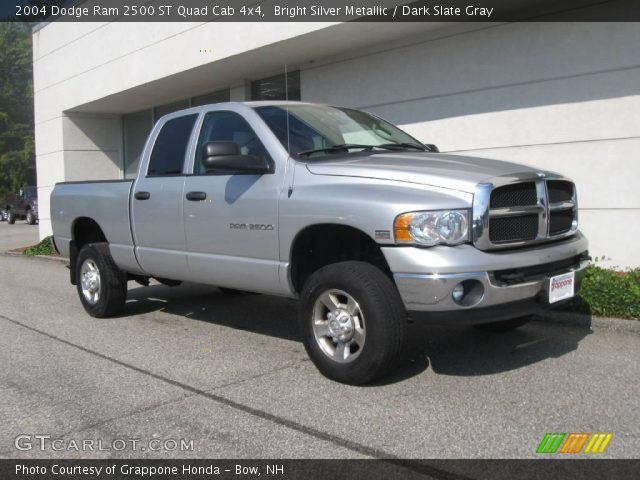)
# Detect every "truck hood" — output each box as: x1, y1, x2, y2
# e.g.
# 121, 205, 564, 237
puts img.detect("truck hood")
305, 152, 545, 193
